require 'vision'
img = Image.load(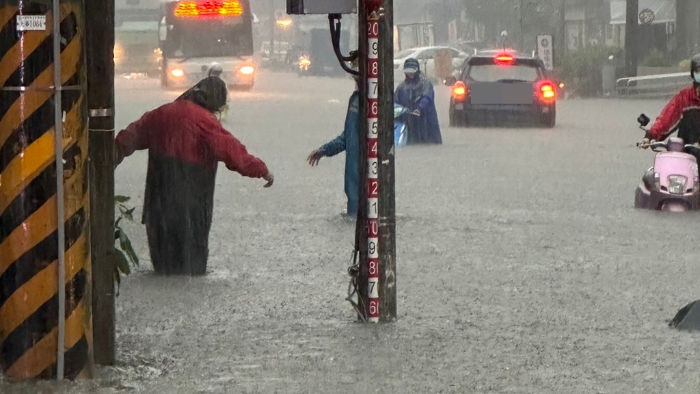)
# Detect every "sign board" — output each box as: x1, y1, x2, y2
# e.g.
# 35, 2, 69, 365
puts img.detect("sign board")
286, 0, 356, 15
16, 15, 46, 31
537, 34, 553, 70
639, 8, 655, 24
